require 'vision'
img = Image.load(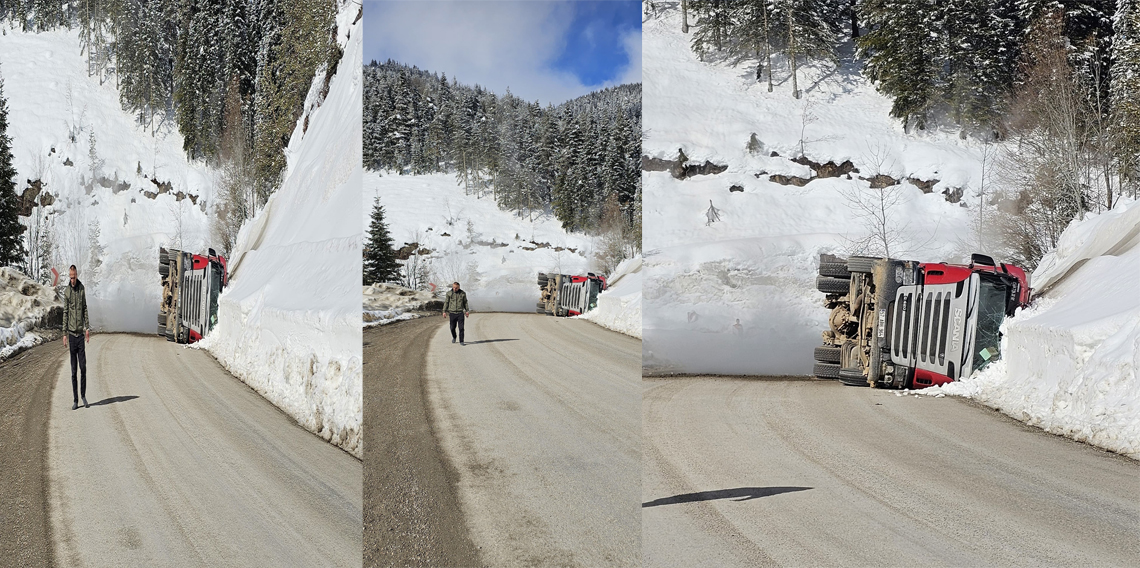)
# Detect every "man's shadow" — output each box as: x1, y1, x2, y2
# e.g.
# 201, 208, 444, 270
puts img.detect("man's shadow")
462, 339, 519, 346
643, 486, 811, 508
87, 395, 139, 407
